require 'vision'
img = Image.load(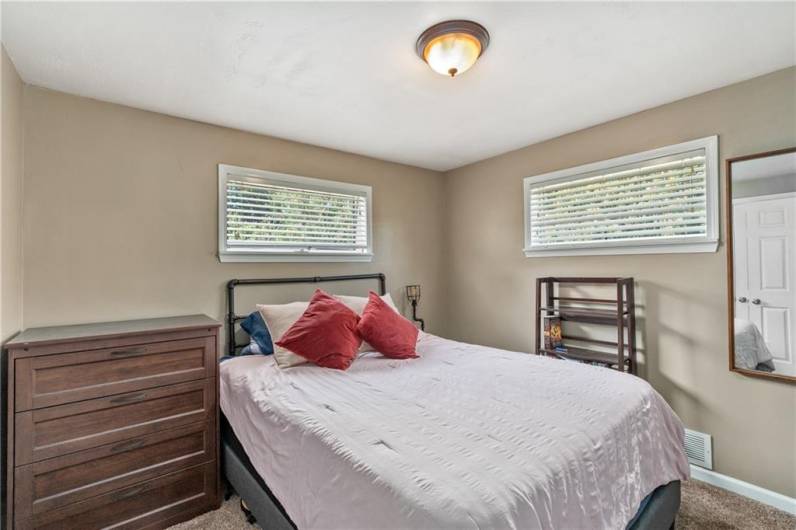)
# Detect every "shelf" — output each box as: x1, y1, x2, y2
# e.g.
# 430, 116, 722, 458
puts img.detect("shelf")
538, 277, 632, 284
539, 307, 629, 326
539, 347, 630, 366
535, 276, 636, 374
565, 334, 631, 349
553, 296, 623, 305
